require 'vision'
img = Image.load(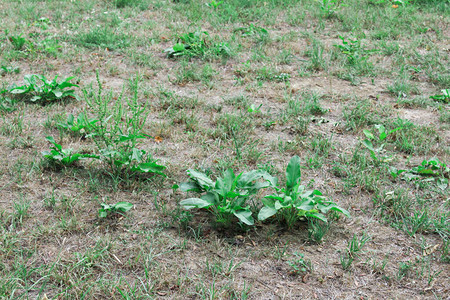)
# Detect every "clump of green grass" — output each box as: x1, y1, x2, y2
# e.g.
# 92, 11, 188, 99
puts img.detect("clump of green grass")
74, 27, 130, 50
113, 0, 147, 9
342, 99, 380, 131
385, 118, 439, 155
